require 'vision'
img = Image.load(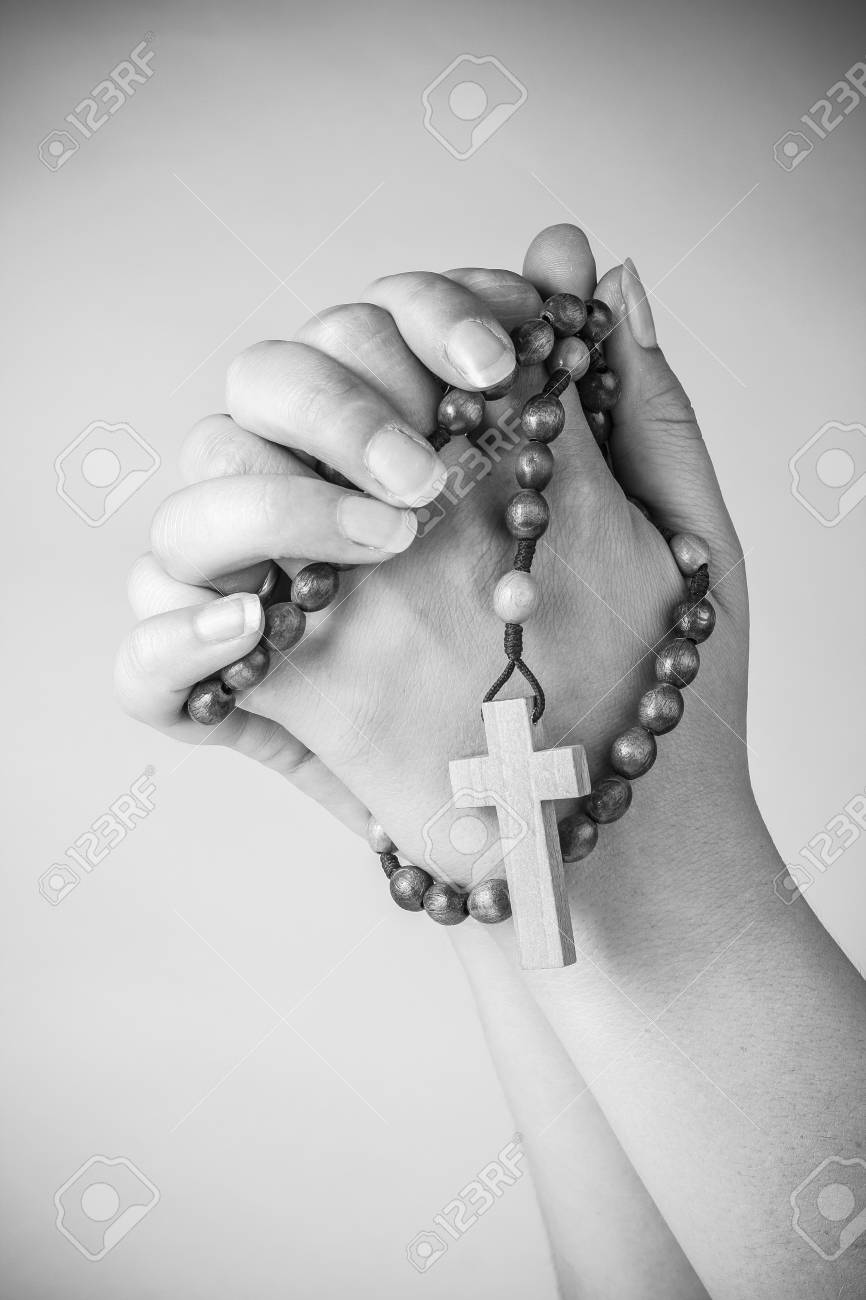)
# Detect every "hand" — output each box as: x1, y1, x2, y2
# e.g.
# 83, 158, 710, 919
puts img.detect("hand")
116, 224, 748, 887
